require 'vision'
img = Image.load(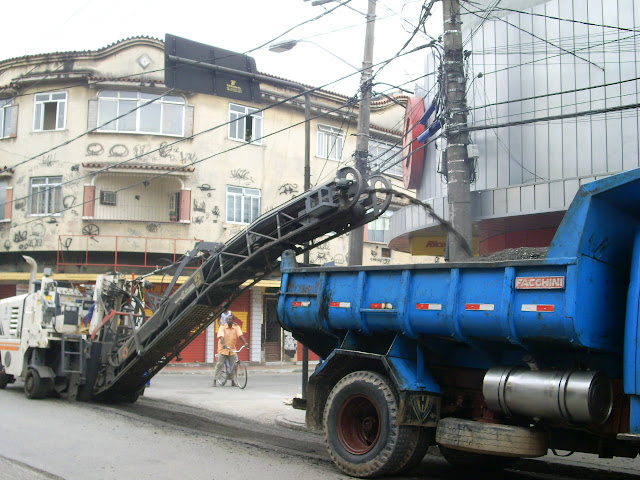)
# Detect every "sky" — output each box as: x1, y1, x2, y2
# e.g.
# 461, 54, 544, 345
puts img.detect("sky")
1, 0, 443, 98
